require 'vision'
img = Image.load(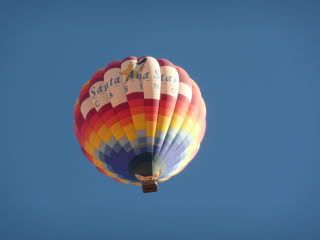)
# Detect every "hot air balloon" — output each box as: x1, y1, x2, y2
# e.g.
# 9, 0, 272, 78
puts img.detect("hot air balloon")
74, 56, 206, 193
